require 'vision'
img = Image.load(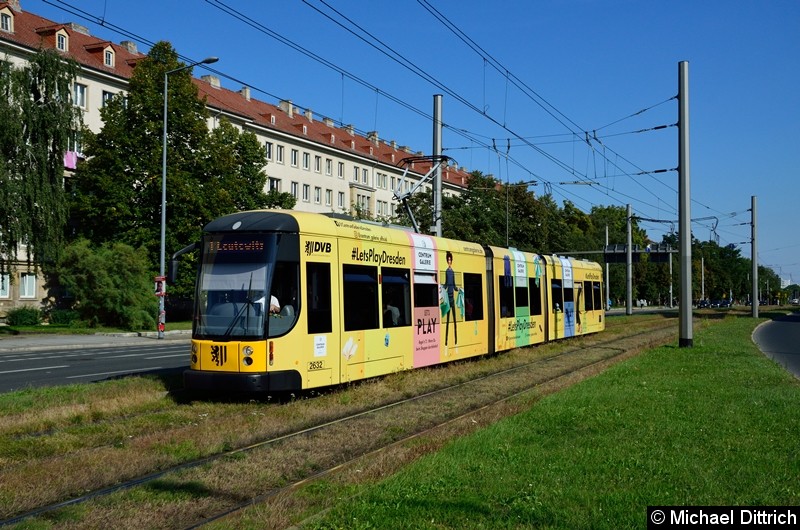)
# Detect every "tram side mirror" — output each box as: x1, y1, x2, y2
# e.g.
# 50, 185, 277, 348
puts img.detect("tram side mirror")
169, 242, 197, 284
